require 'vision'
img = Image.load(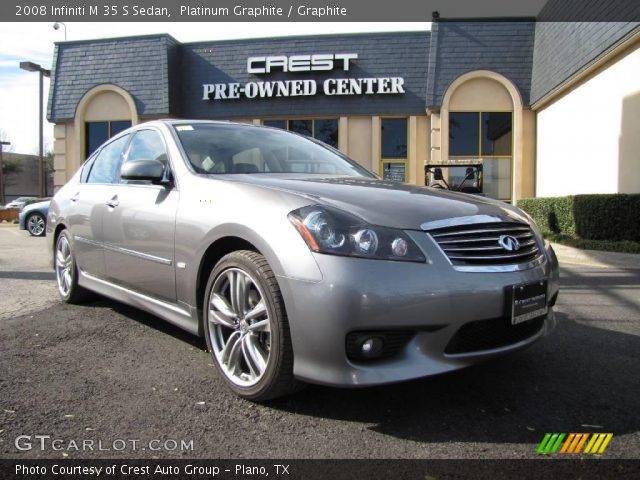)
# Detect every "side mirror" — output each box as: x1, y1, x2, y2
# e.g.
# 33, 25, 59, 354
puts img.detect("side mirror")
121, 159, 166, 185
